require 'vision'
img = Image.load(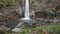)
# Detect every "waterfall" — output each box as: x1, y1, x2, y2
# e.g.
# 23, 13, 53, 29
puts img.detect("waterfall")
21, 0, 30, 20
25, 0, 29, 18
12, 0, 32, 32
